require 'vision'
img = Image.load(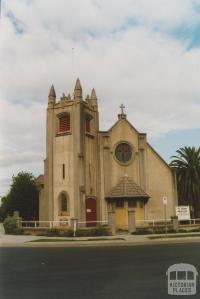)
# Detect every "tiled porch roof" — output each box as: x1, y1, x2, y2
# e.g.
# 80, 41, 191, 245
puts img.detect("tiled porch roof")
106, 175, 150, 199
